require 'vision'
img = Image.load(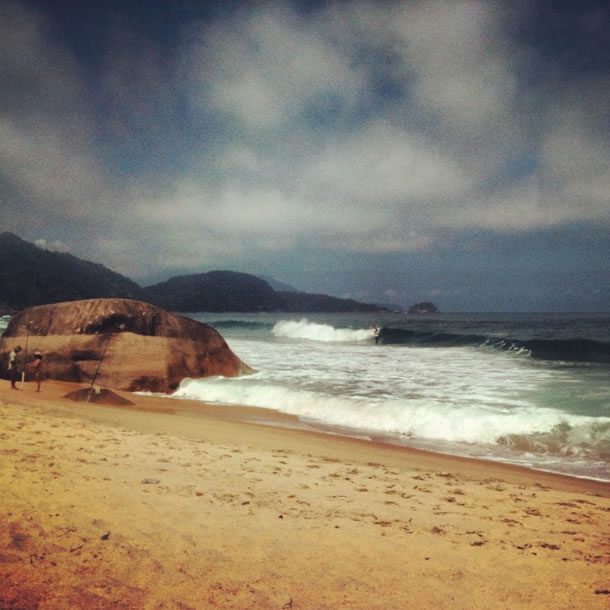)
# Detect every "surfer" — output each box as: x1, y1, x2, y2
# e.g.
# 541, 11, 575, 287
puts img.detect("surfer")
8, 345, 22, 389
373, 325, 380, 344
